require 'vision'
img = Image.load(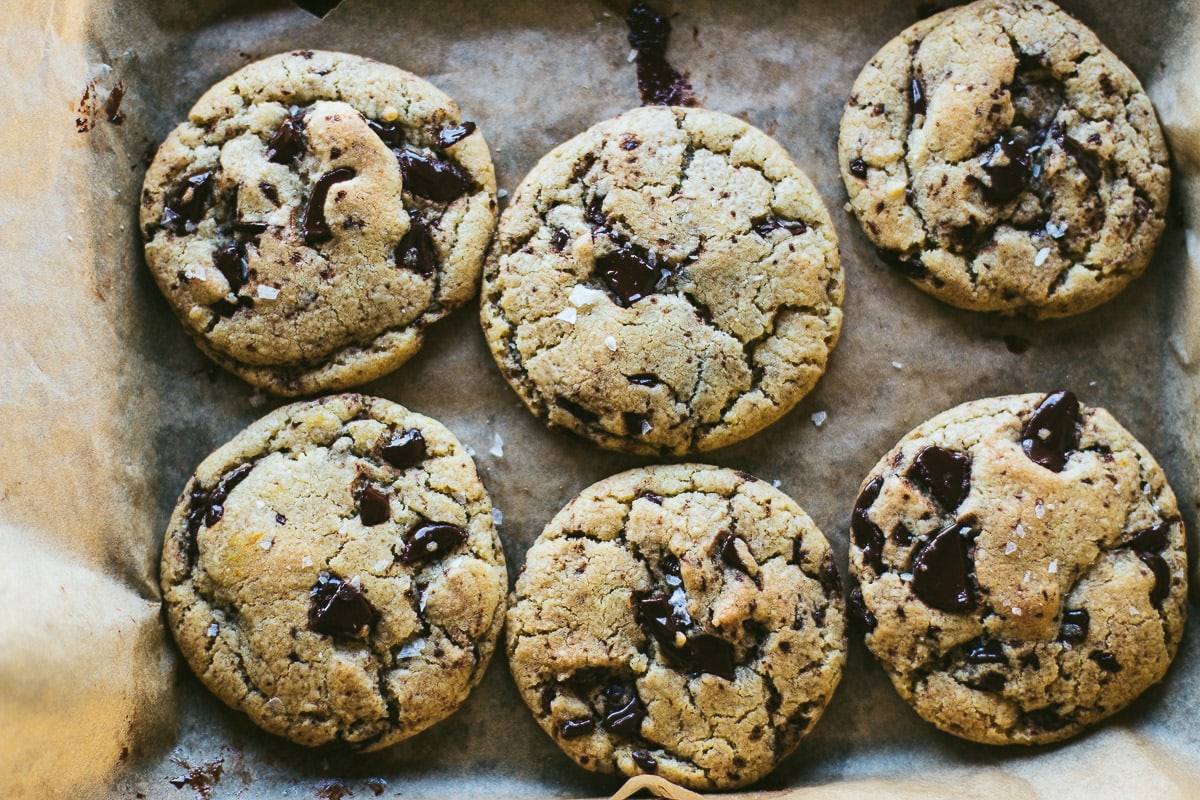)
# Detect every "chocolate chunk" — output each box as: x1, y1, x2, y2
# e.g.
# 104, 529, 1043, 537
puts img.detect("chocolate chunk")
625, 1, 695, 107
876, 247, 928, 280
308, 573, 378, 639
303, 167, 356, 243
848, 587, 876, 632
1051, 123, 1102, 183
539, 686, 555, 714
1090, 651, 1122, 673
978, 137, 1032, 204
601, 685, 644, 737
818, 552, 843, 598
366, 118, 405, 150
213, 243, 248, 291
381, 429, 427, 469
892, 523, 914, 546
162, 171, 214, 234
910, 522, 975, 613
631, 750, 658, 773
680, 634, 737, 681
969, 672, 1006, 692
1020, 390, 1080, 473
549, 228, 571, 252
198, 463, 253, 530
1124, 521, 1170, 552
641, 492, 664, 505
436, 121, 476, 149
1137, 551, 1170, 605
559, 717, 595, 739
266, 114, 306, 164
909, 446, 971, 510
1058, 608, 1090, 643
850, 477, 886, 572
718, 535, 750, 573
400, 522, 467, 565
232, 220, 268, 237
628, 373, 660, 387
596, 239, 666, 306
635, 589, 736, 679
357, 485, 390, 526
848, 158, 867, 179
910, 76, 926, 116
396, 147, 471, 202
260, 182, 281, 206
752, 215, 808, 238
636, 590, 682, 643
966, 638, 1006, 664
395, 211, 437, 276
